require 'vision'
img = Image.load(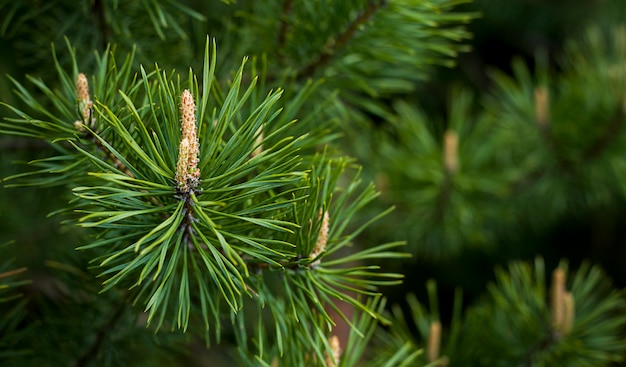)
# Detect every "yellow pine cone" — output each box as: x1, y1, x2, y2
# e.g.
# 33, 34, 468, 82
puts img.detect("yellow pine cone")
175, 89, 200, 193
75, 73, 94, 130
